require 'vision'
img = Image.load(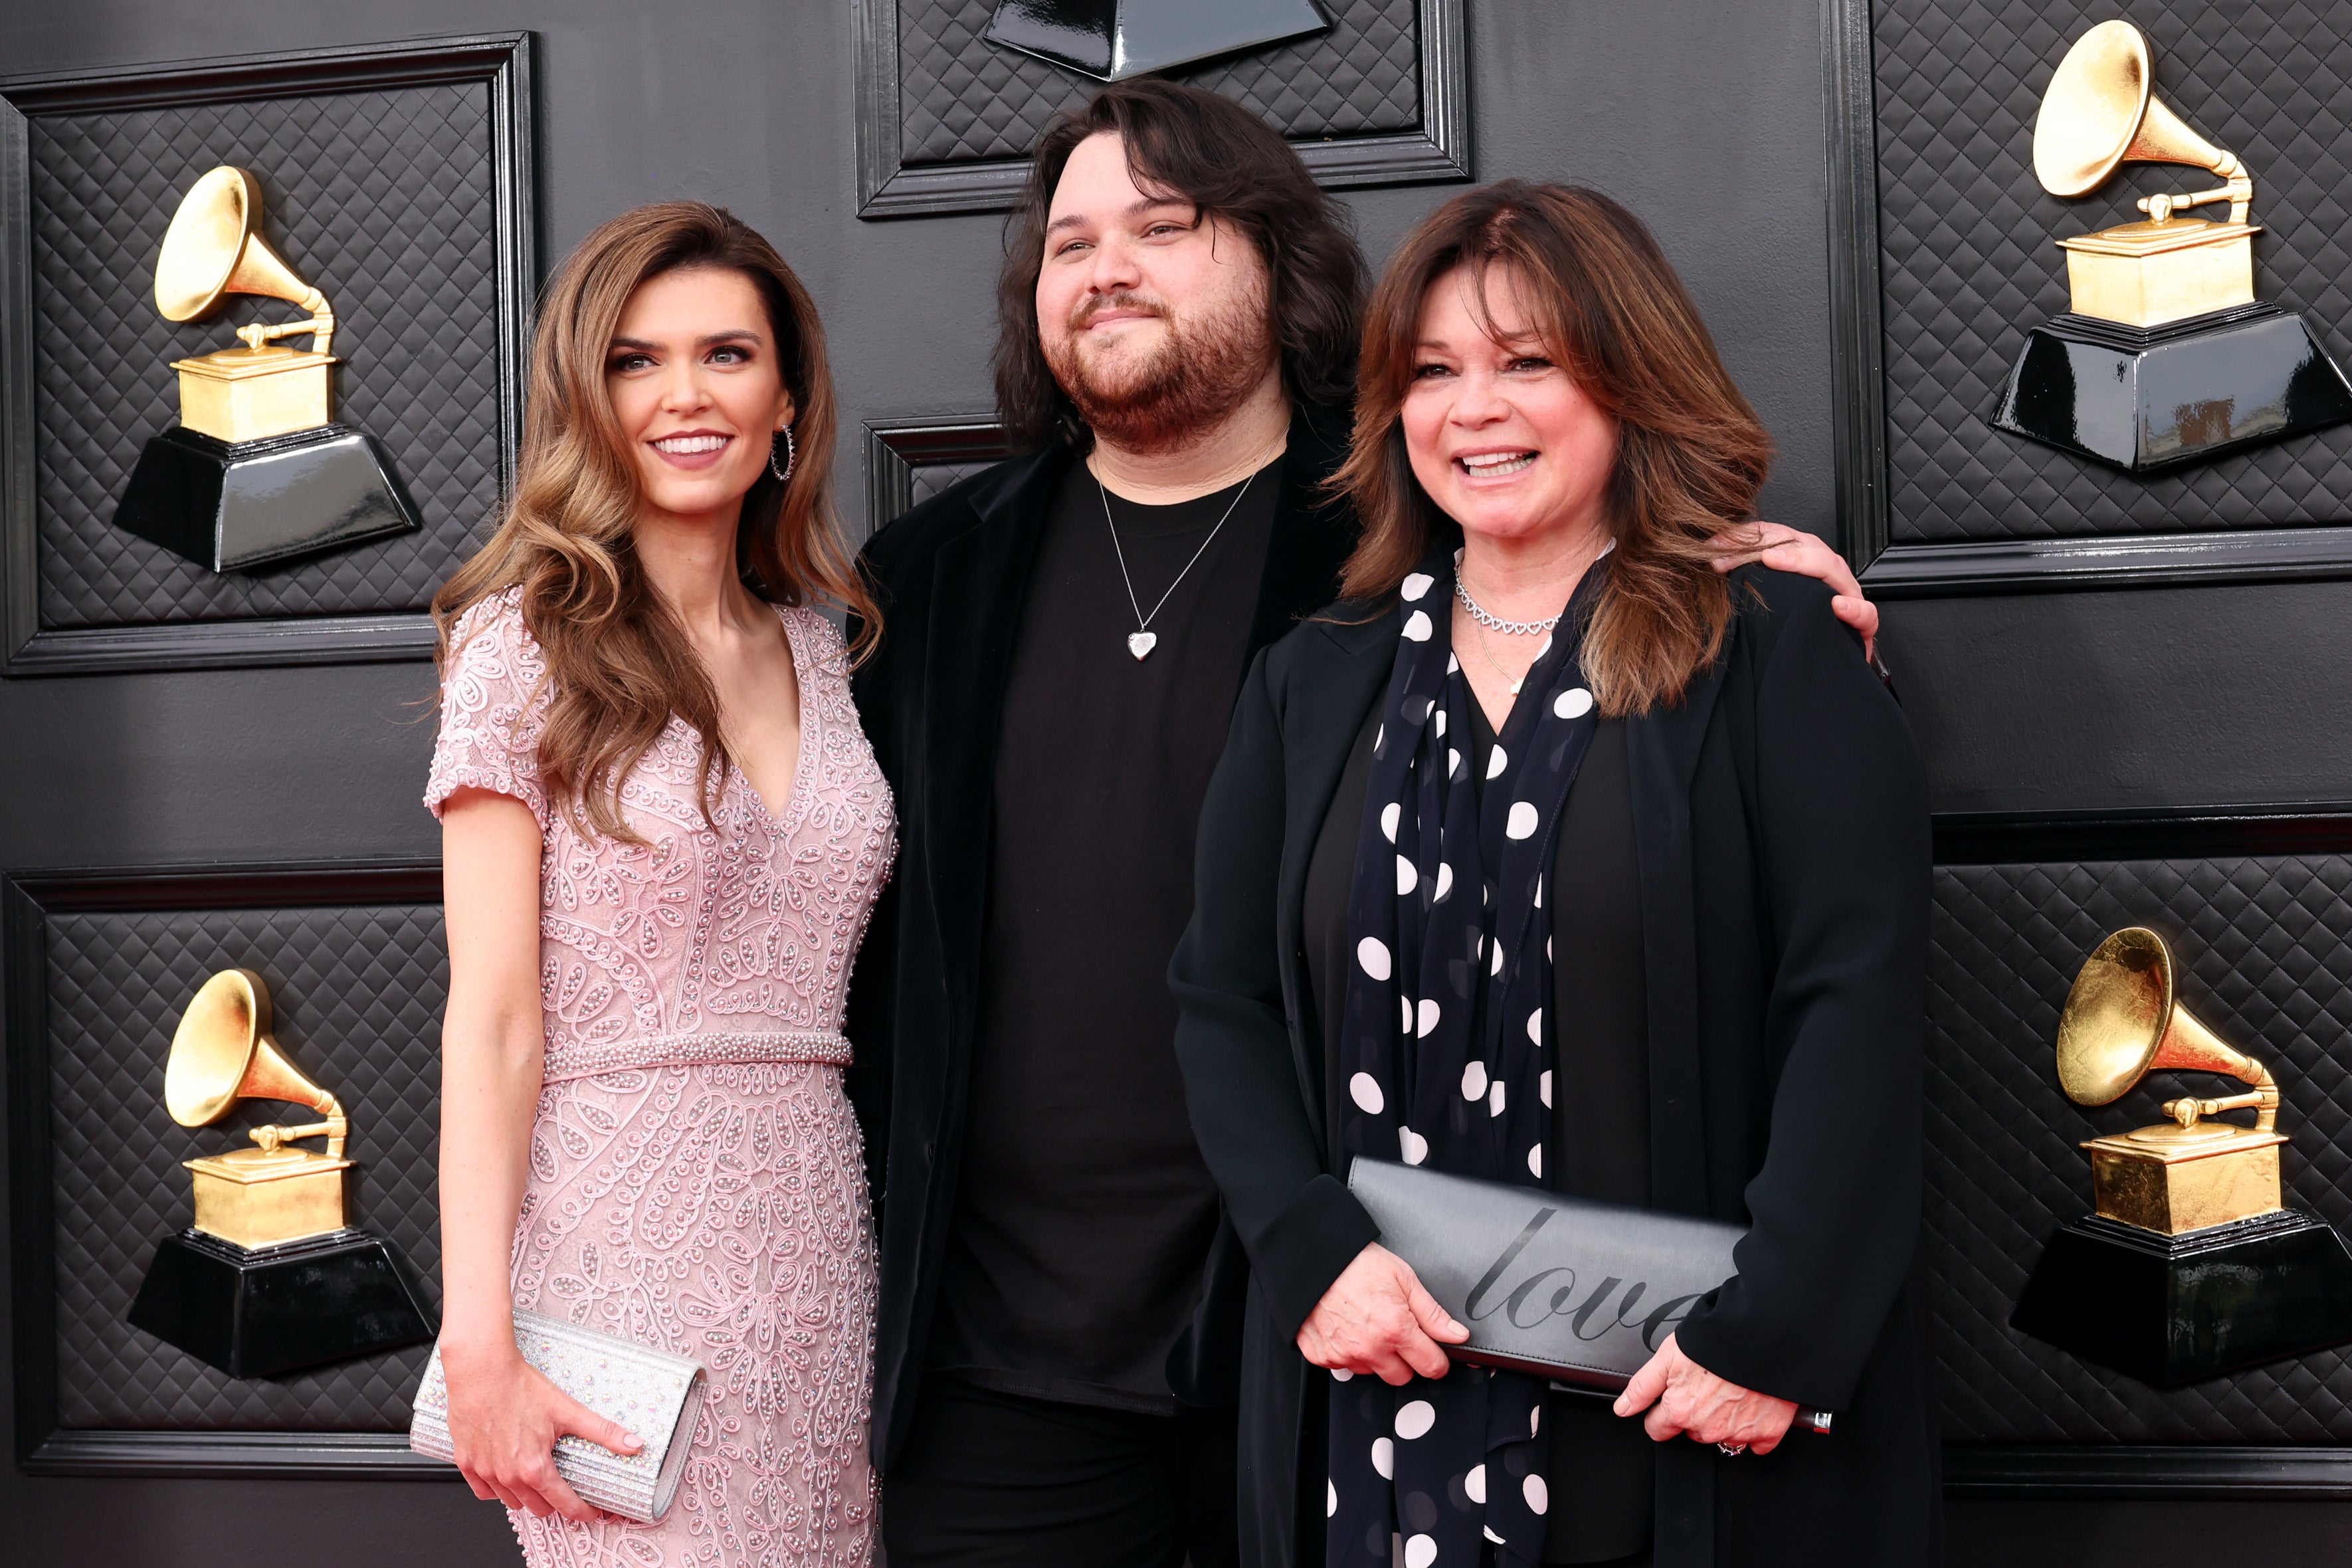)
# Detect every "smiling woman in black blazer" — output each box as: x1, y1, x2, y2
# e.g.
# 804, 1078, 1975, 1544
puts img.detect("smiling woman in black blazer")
1169, 182, 1938, 1568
